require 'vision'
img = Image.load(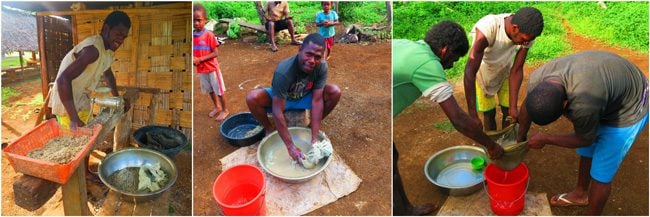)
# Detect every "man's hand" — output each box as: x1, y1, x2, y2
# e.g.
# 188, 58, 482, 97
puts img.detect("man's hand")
69, 118, 85, 130
528, 133, 546, 149
486, 143, 504, 159
193, 57, 201, 66
311, 137, 319, 145
509, 107, 519, 123
287, 144, 305, 163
